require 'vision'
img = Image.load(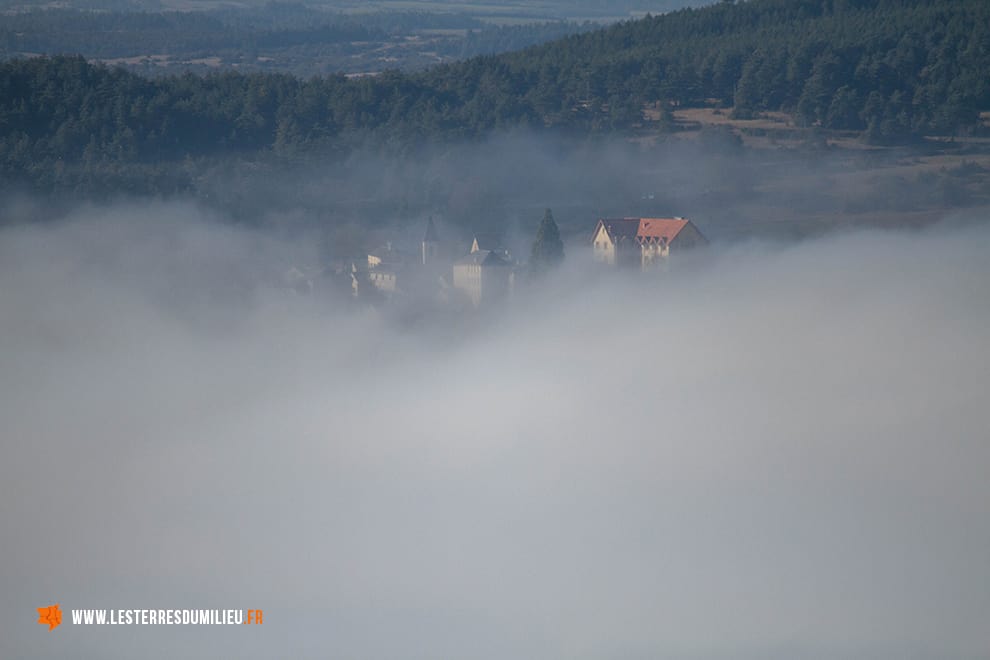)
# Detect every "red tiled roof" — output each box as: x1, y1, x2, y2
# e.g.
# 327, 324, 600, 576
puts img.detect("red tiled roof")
597, 217, 690, 243
636, 217, 690, 243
